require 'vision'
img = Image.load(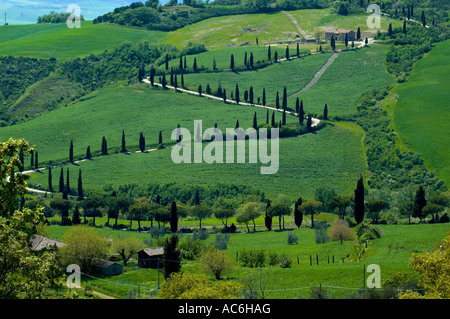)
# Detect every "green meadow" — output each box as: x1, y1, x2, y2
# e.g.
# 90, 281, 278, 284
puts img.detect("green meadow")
0, 21, 168, 60
393, 40, 450, 186
289, 45, 396, 116
46, 223, 450, 299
